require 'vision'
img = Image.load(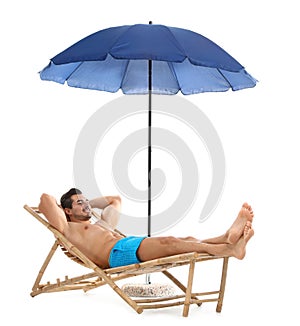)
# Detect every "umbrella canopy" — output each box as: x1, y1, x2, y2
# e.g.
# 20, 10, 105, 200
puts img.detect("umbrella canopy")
40, 23, 257, 94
